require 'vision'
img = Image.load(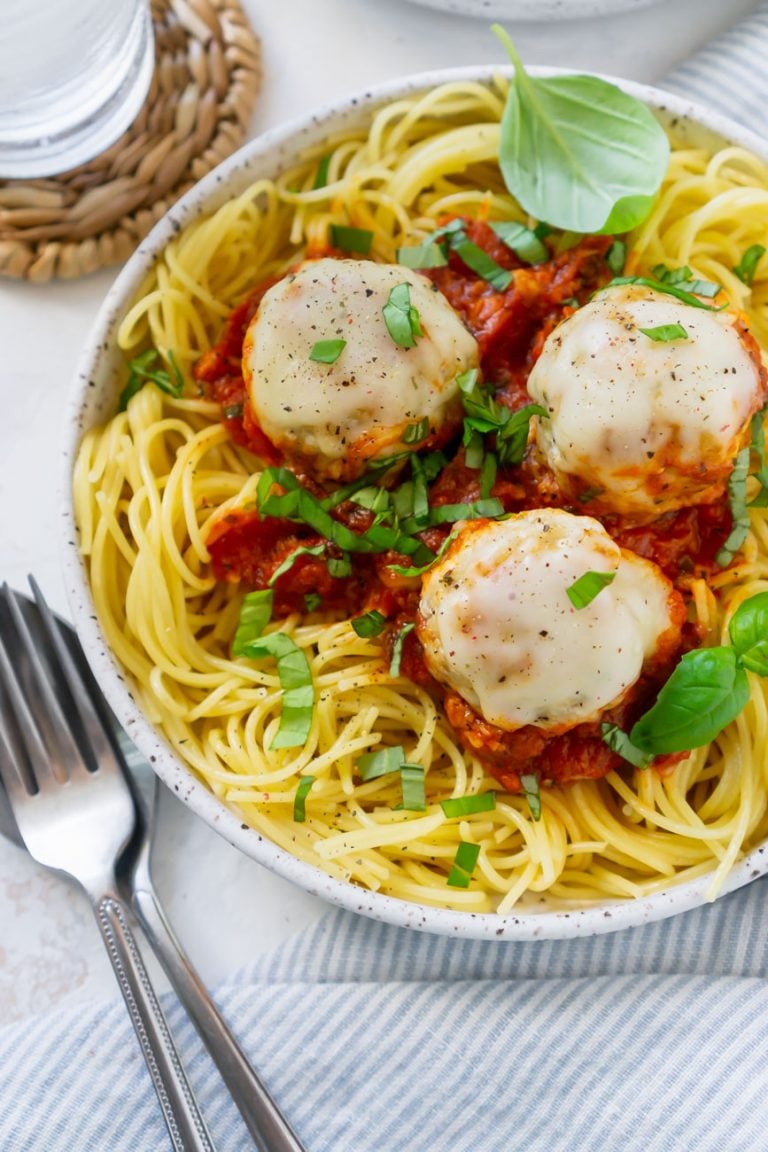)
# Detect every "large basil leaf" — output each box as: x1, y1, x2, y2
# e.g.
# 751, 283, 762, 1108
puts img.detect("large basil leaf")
630, 648, 750, 755
494, 26, 670, 233
729, 591, 768, 676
